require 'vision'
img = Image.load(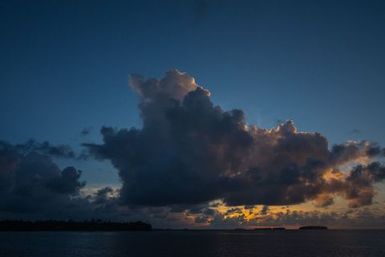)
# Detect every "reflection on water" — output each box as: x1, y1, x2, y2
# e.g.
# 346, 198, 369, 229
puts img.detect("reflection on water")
0, 230, 384, 257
